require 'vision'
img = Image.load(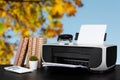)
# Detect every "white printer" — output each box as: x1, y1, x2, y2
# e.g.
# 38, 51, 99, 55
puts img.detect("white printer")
42, 25, 117, 72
